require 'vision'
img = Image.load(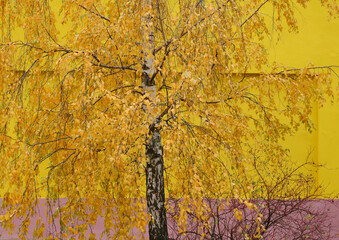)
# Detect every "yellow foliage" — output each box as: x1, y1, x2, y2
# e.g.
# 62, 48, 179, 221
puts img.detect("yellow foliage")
233, 208, 243, 221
